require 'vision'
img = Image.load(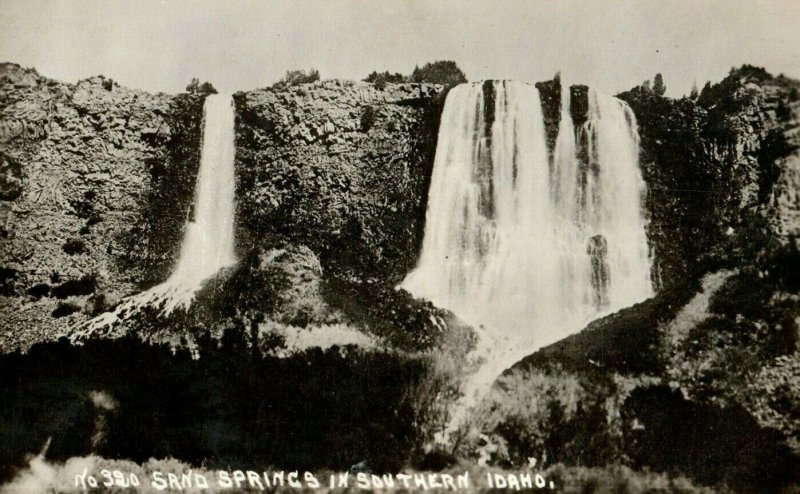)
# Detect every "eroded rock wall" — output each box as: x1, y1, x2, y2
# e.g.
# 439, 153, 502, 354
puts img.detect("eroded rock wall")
234, 80, 445, 283
619, 69, 800, 288
0, 63, 204, 351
